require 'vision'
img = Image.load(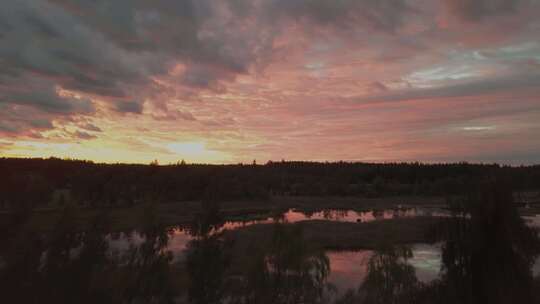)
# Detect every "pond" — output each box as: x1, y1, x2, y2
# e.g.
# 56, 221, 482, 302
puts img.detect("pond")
105, 206, 540, 300
3, 205, 540, 303
109, 207, 445, 257
325, 244, 443, 296
107, 208, 449, 295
